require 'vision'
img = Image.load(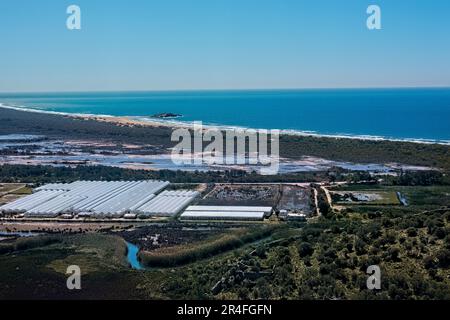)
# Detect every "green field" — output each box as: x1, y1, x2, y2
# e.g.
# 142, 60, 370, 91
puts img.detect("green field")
331, 185, 450, 208
392, 186, 450, 207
